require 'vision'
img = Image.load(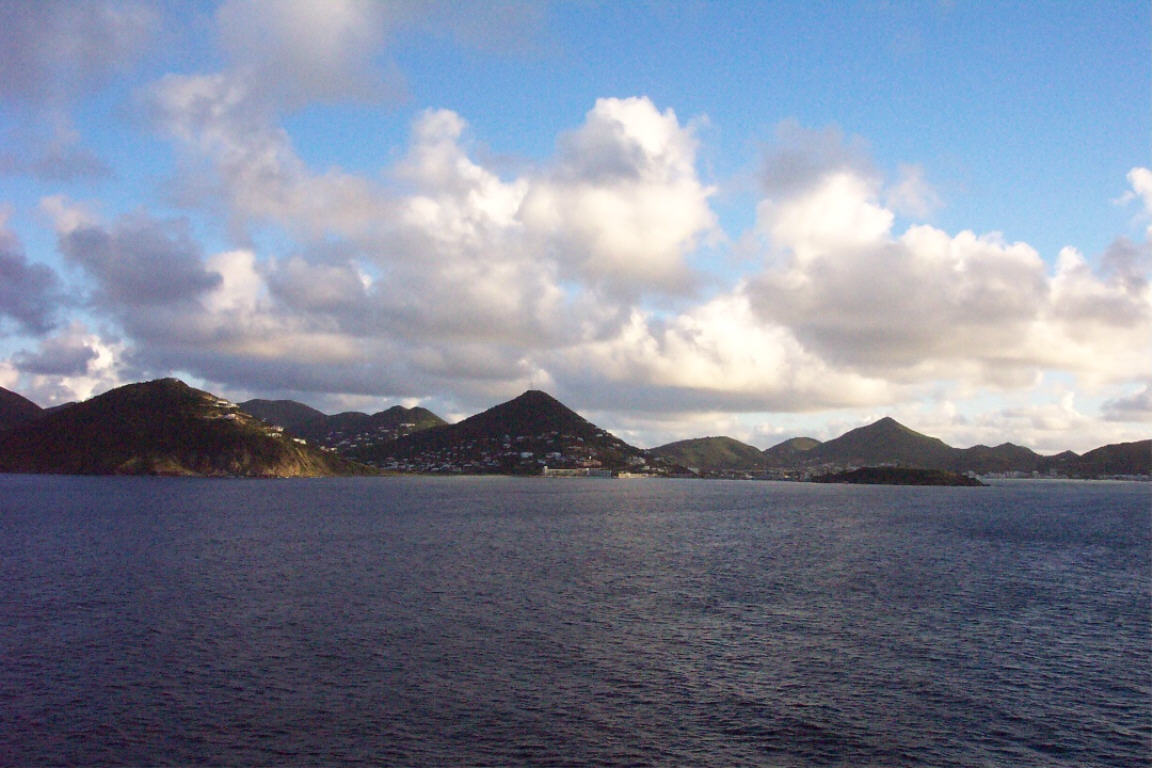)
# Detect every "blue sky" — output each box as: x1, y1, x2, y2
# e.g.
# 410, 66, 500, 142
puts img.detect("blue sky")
0, 0, 1148, 452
